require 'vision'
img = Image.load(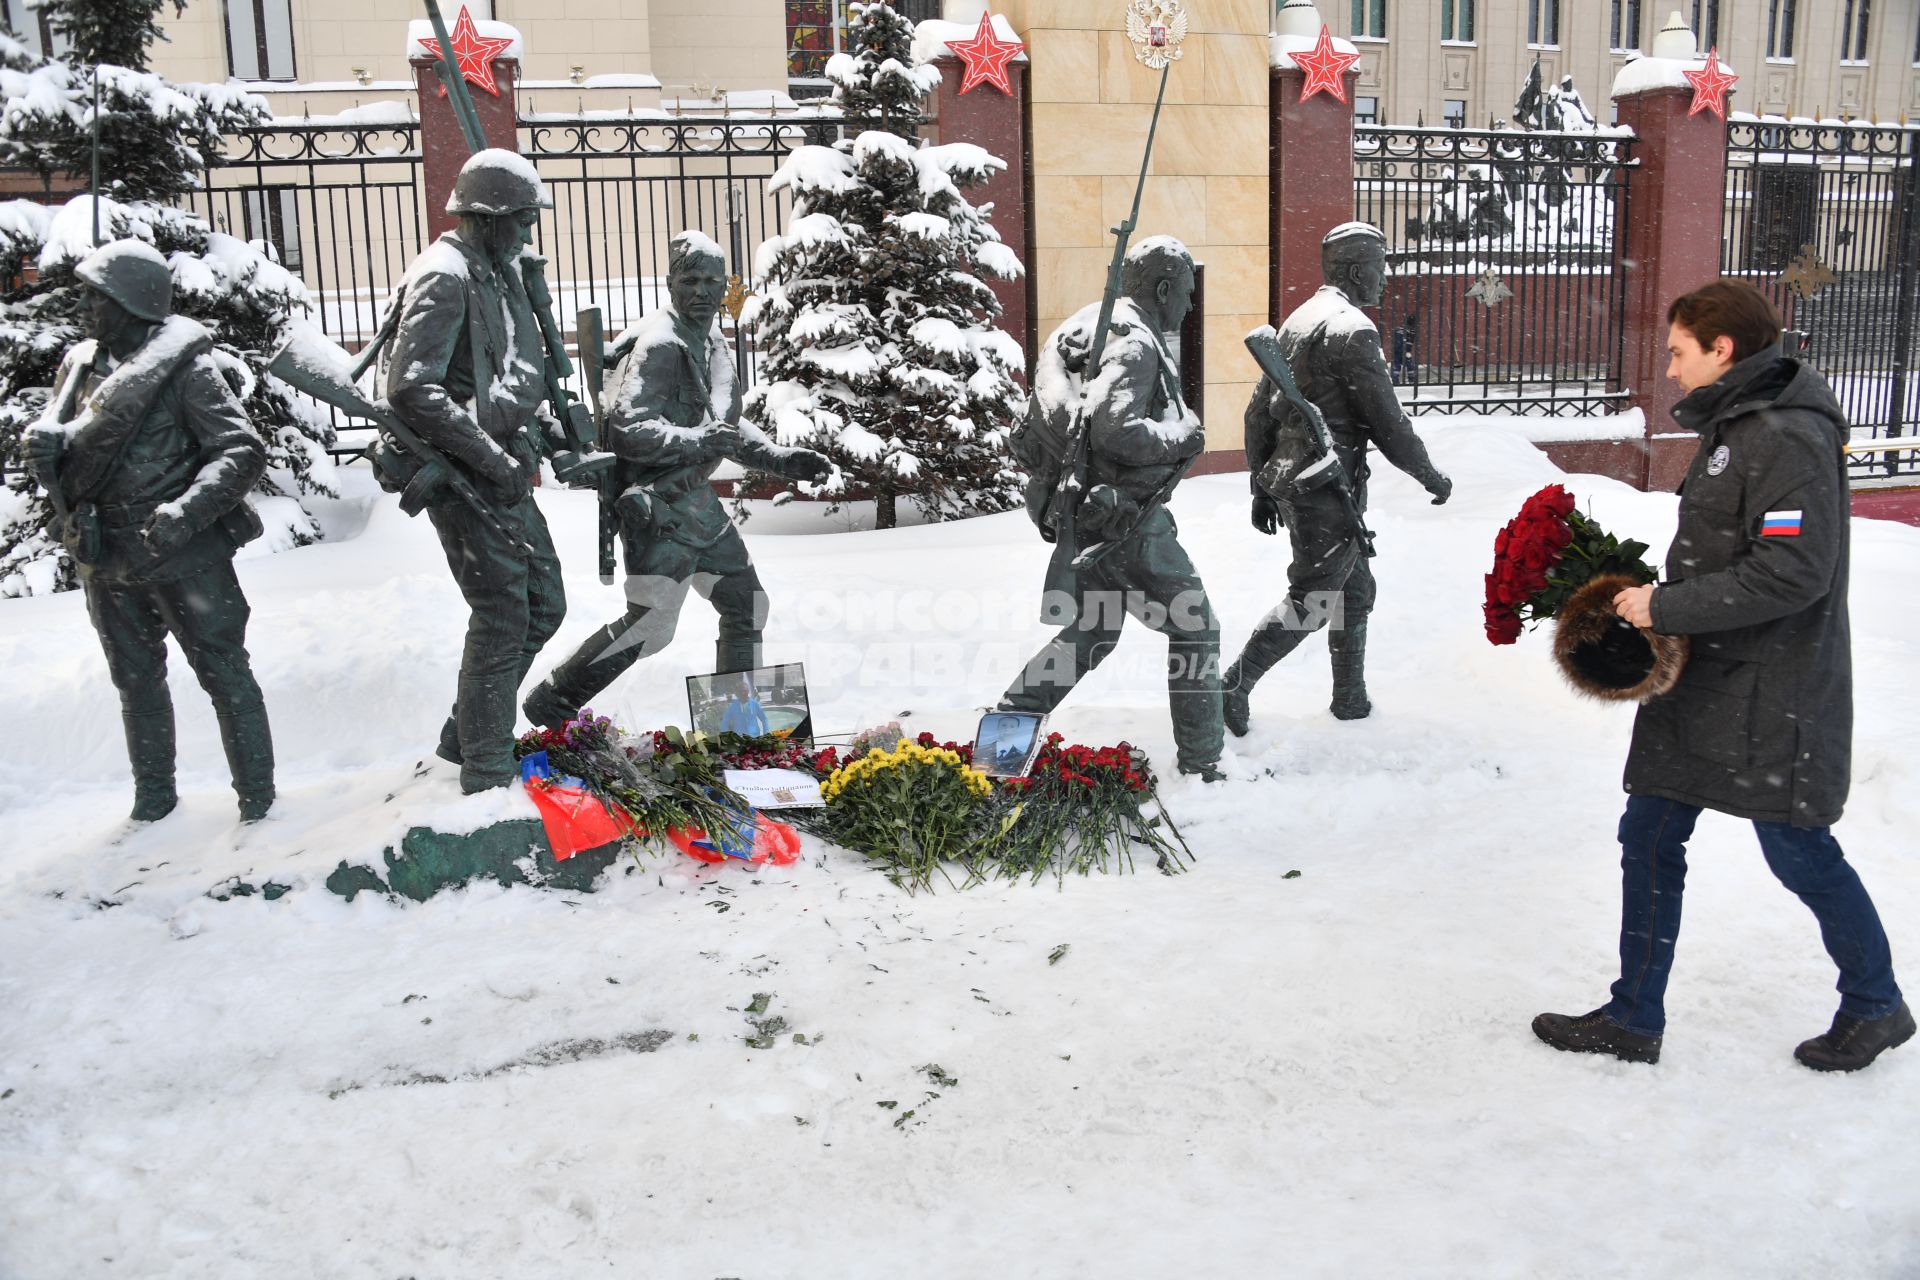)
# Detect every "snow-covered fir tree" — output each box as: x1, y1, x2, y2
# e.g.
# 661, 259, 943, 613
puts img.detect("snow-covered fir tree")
0, 1, 334, 597
742, 1, 1026, 529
